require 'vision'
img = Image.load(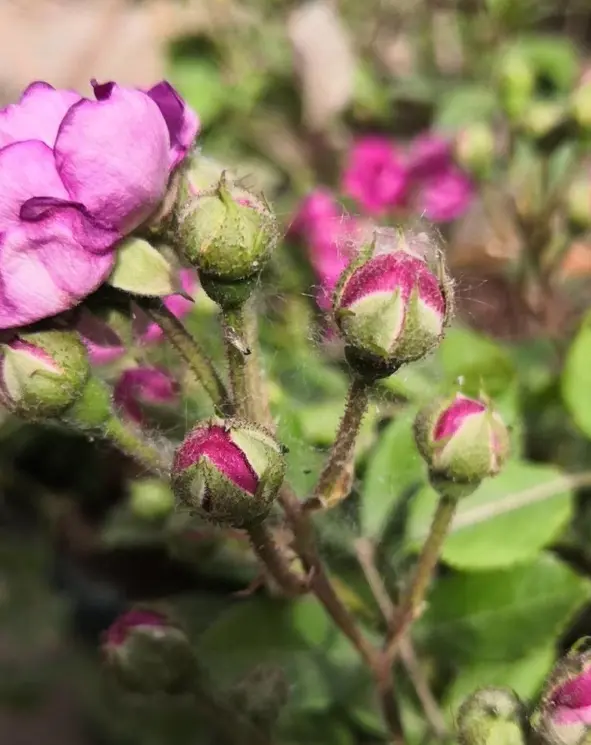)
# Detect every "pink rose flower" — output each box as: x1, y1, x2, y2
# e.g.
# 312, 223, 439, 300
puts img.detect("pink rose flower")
291, 189, 362, 309
342, 137, 408, 216
114, 366, 179, 425
407, 133, 474, 223
0, 80, 198, 329
78, 269, 198, 366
